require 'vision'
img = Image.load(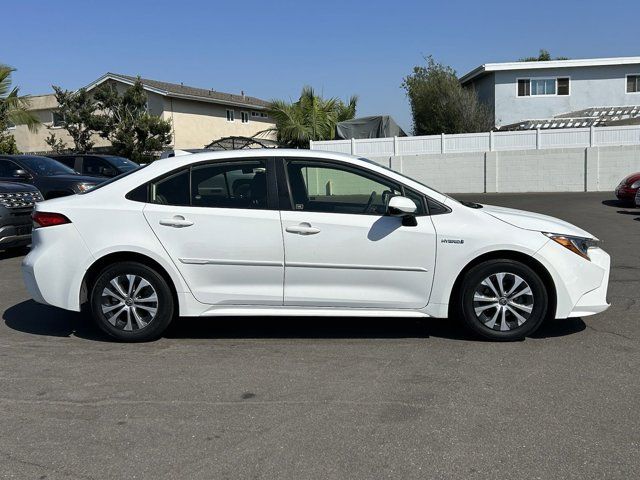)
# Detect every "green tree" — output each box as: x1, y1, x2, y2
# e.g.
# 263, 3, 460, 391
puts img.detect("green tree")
0, 64, 40, 153
92, 79, 172, 162
44, 132, 68, 153
520, 49, 569, 62
49, 86, 100, 152
402, 56, 494, 136
265, 86, 358, 148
